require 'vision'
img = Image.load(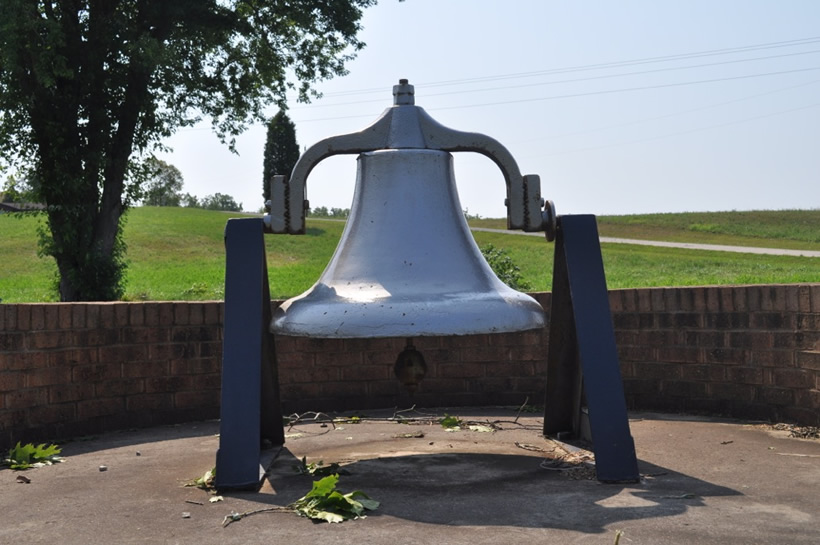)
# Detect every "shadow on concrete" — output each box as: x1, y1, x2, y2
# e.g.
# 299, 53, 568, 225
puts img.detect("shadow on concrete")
226, 446, 740, 535
58, 420, 221, 457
